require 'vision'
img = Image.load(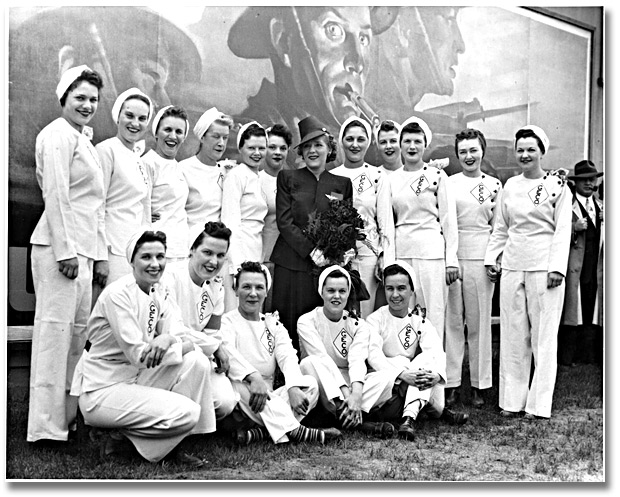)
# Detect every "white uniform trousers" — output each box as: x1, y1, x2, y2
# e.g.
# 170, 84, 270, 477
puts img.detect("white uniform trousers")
499, 270, 565, 418
79, 350, 214, 462
299, 355, 394, 415
445, 259, 494, 389
352, 253, 379, 319
211, 366, 238, 420
399, 258, 449, 341
400, 354, 444, 419
28, 245, 93, 442
231, 375, 319, 443
107, 251, 132, 283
